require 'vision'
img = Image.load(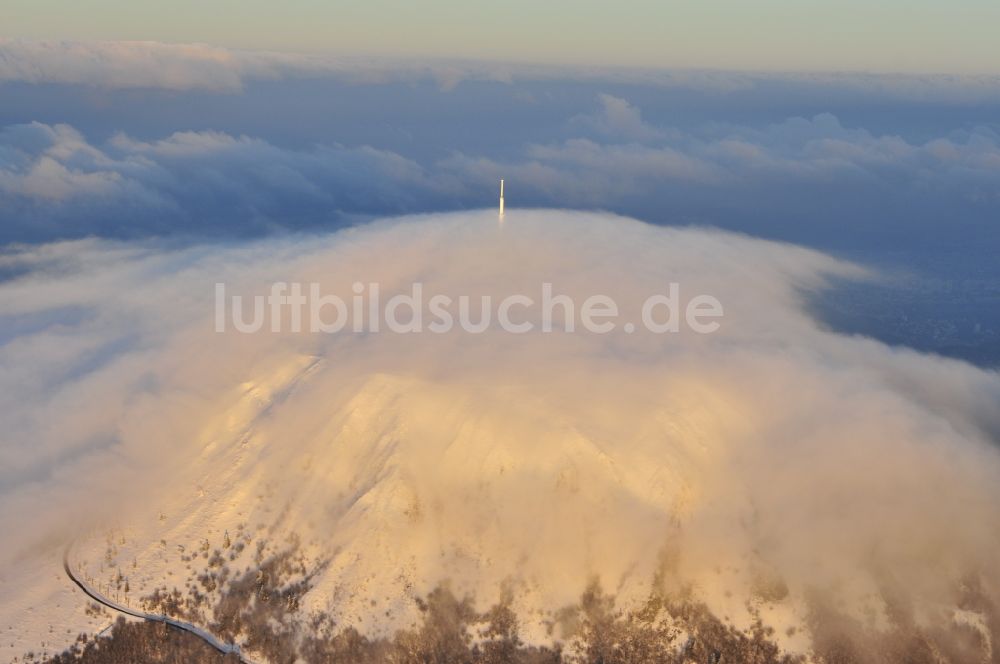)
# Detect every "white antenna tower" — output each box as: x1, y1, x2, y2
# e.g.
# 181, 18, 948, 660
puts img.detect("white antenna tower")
499, 179, 505, 221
